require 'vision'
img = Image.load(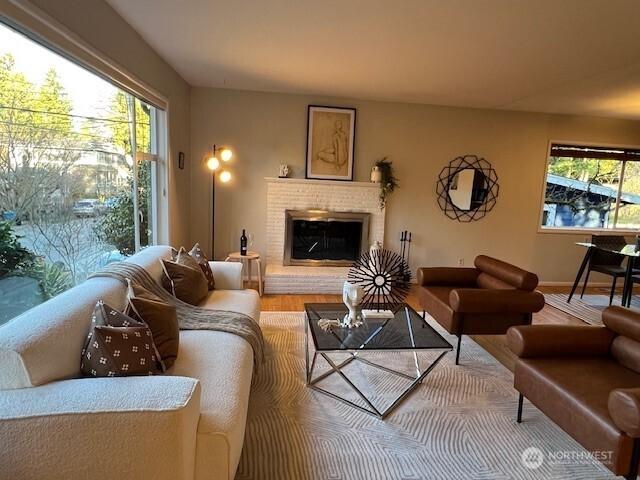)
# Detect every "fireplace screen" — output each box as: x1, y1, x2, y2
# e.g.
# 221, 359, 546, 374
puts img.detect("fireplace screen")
284, 210, 370, 266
